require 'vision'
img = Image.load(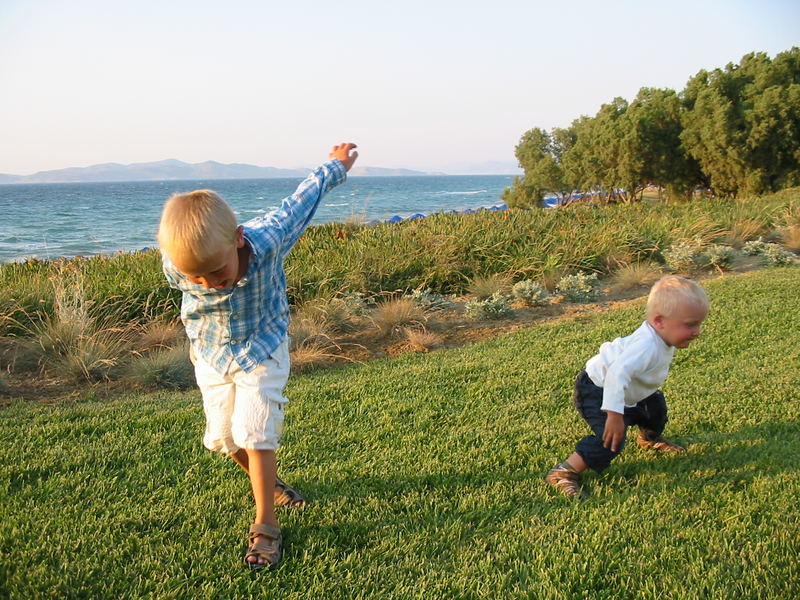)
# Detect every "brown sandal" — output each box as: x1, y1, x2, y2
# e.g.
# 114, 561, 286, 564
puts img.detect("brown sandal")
275, 476, 307, 508
244, 523, 282, 571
